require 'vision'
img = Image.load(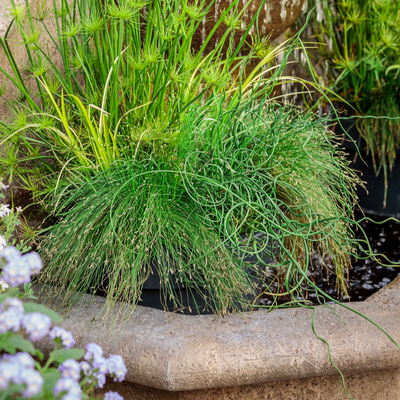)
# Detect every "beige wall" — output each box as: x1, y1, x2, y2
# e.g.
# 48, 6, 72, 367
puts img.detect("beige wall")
96, 368, 400, 400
